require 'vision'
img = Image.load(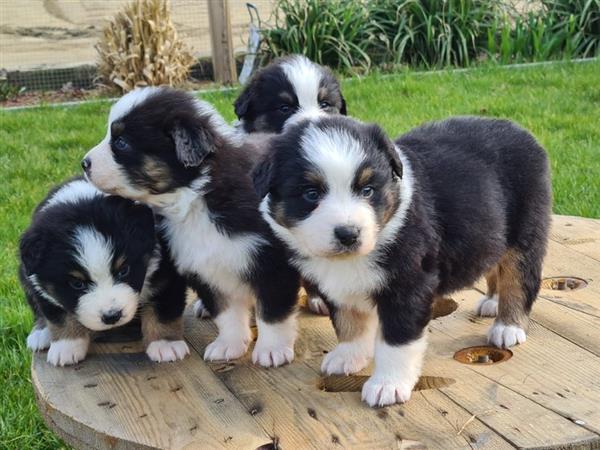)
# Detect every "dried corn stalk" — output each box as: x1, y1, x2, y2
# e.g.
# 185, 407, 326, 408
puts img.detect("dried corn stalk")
96, 0, 194, 92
